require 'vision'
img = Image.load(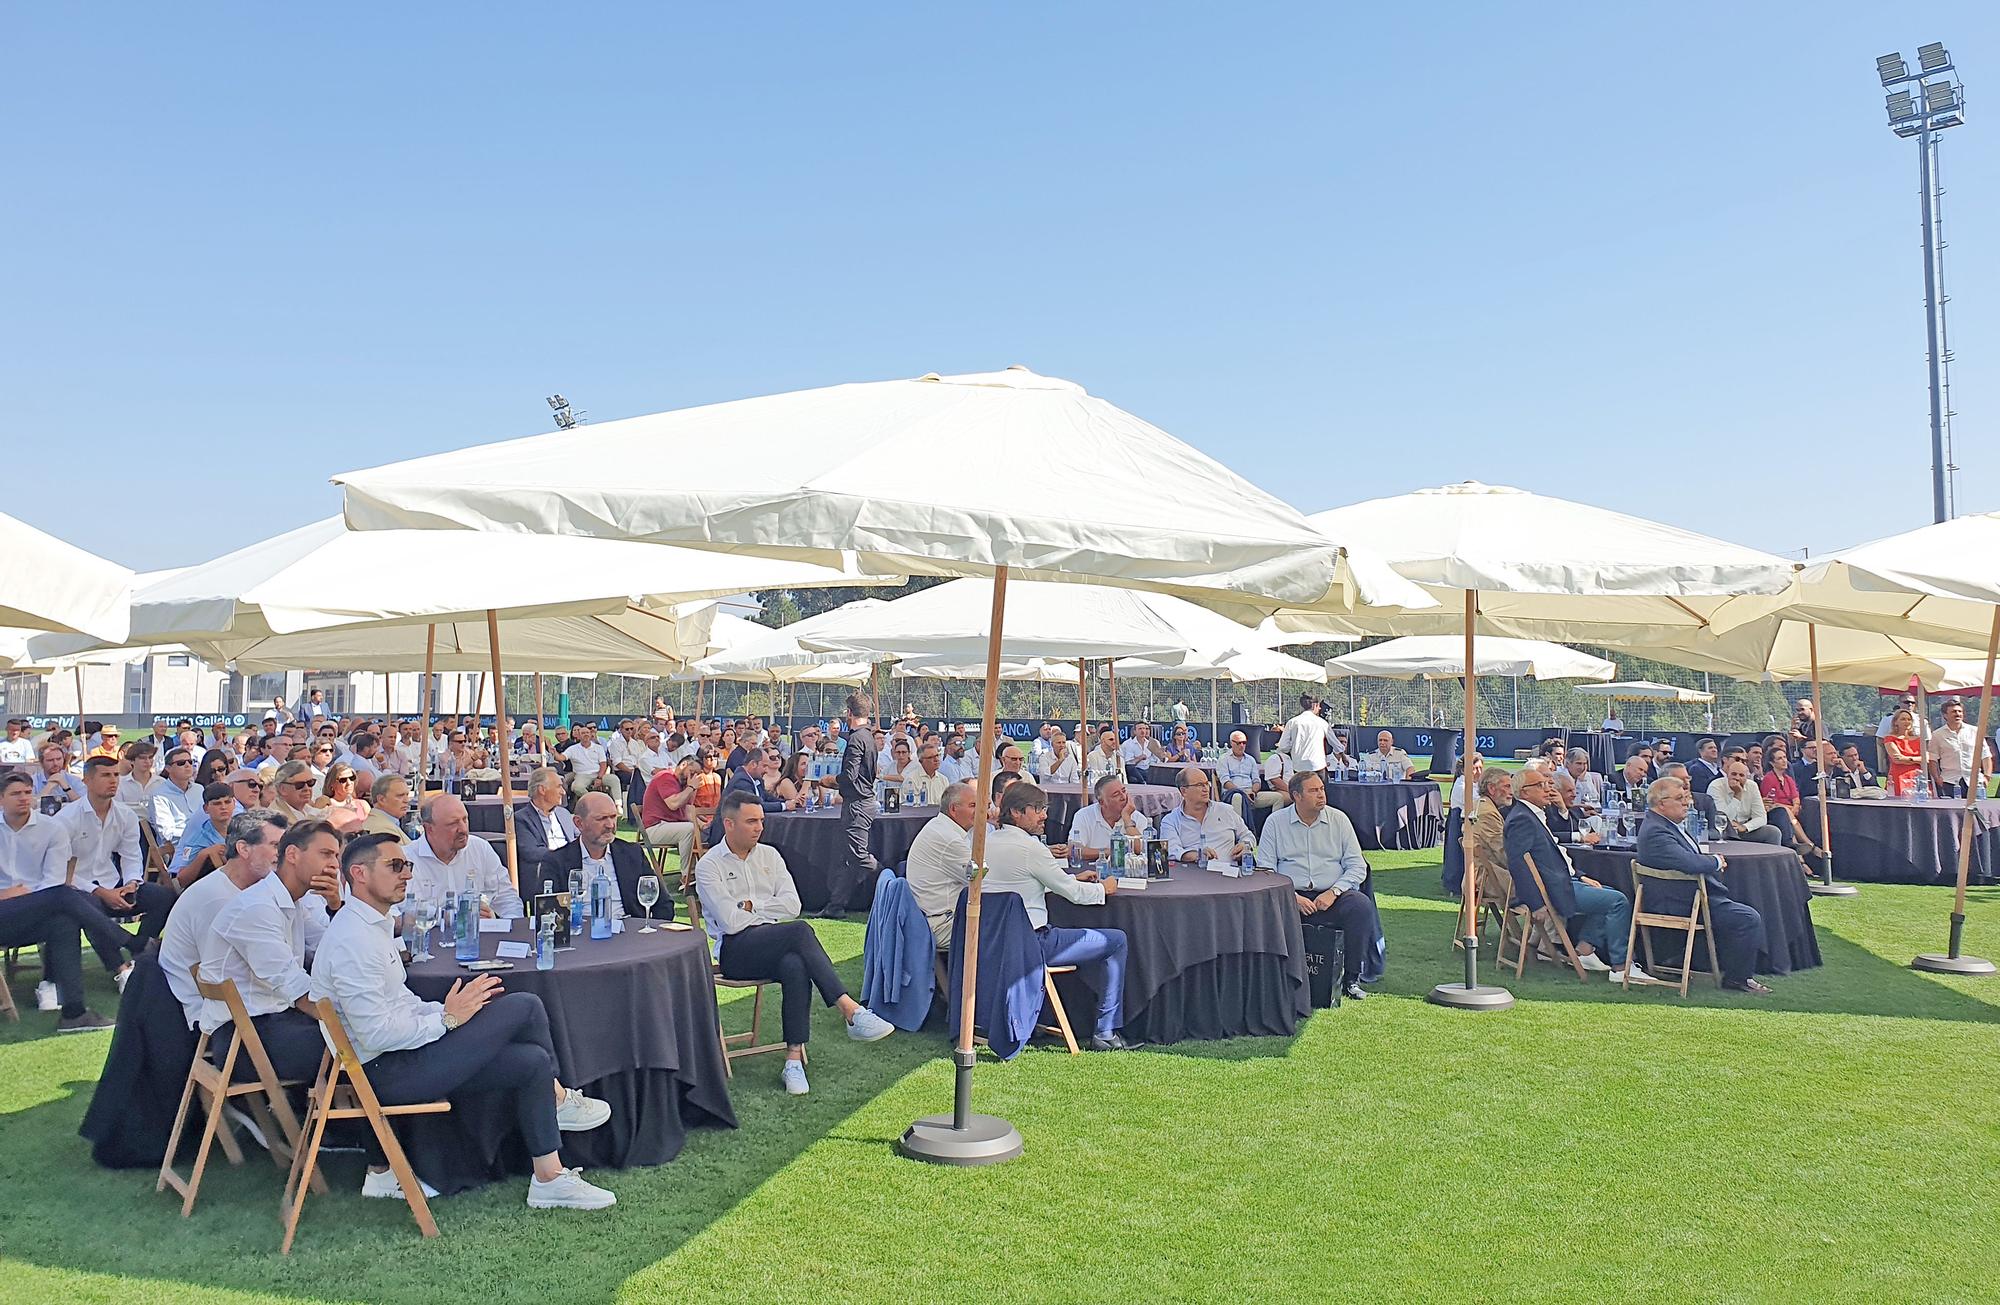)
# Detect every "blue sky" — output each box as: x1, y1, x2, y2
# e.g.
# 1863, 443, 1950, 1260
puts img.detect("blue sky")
5, 4, 1995, 569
